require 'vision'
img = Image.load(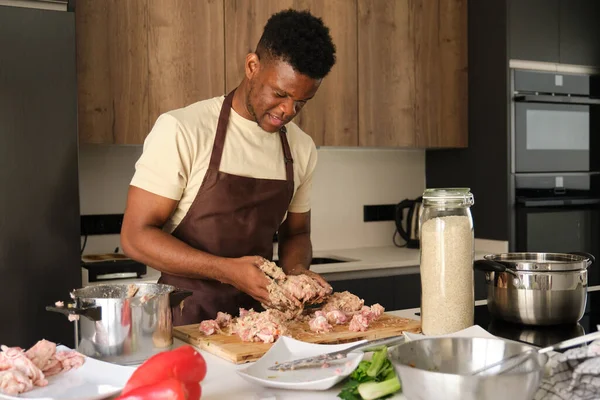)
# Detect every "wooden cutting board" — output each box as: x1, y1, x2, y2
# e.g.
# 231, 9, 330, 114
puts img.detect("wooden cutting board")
173, 314, 421, 364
